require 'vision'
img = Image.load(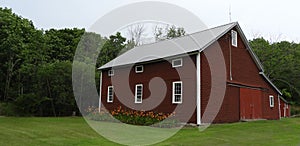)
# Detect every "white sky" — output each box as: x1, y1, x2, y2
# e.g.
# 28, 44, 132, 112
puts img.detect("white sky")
1, 0, 299, 42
